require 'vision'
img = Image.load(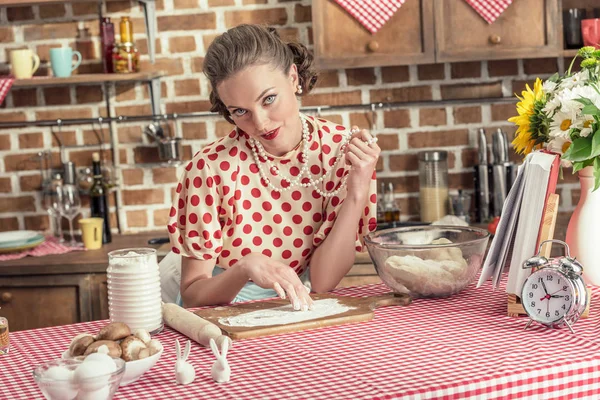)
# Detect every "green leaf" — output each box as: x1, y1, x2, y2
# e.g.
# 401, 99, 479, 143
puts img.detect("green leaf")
563, 137, 593, 162
575, 97, 594, 106
582, 104, 600, 115
592, 129, 600, 158
594, 158, 600, 191
572, 161, 586, 173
